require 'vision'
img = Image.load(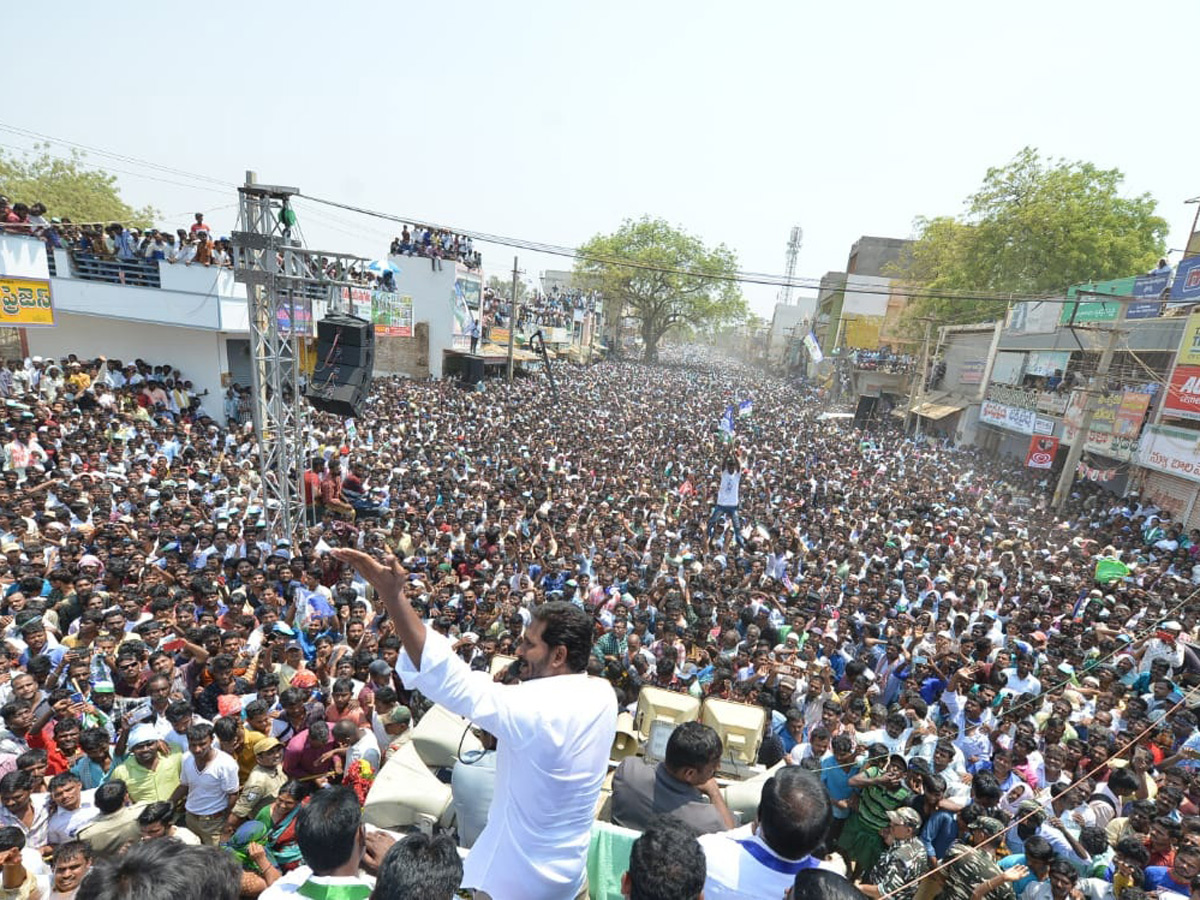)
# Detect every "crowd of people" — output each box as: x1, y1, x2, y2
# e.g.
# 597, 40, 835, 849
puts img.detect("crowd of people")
485, 285, 602, 333
388, 224, 481, 271
0, 335, 1192, 899
0, 201, 235, 275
